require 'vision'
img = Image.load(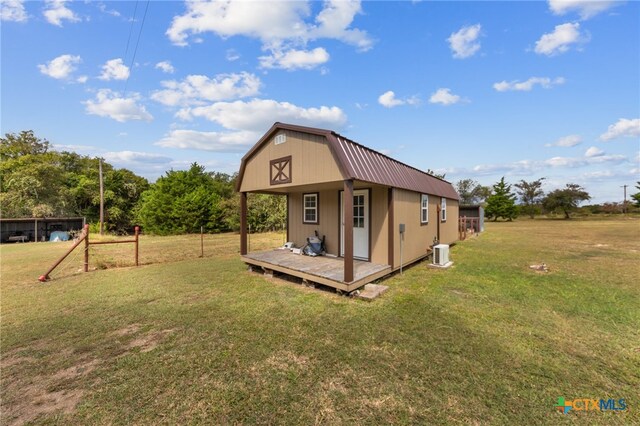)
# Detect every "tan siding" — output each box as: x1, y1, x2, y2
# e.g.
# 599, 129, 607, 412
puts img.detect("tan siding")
391, 192, 459, 268
239, 130, 343, 192
392, 189, 437, 267
439, 198, 459, 245
369, 186, 389, 265
288, 190, 340, 255
288, 185, 389, 264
